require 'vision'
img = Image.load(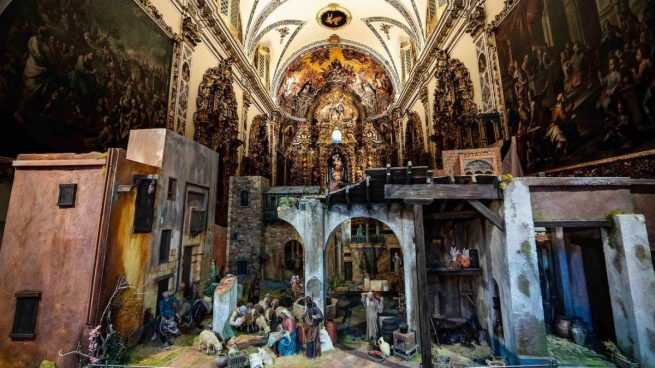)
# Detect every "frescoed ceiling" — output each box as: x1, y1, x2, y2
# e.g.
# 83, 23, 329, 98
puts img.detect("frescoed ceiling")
277, 47, 394, 118
240, 0, 427, 97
